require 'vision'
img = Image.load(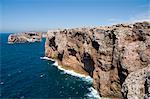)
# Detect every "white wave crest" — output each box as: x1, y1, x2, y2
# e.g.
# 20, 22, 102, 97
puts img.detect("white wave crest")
52, 61, 93, 83
40, 57, 55, 61
41, 57, 100, 98
86, 87, 101, 99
